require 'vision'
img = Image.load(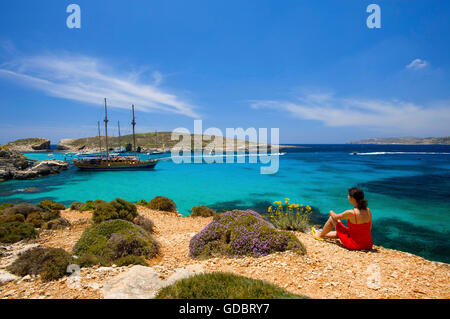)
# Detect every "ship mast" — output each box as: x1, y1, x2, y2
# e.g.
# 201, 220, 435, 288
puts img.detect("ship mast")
97, 121, 102, 153
132, 104, 137, 158
118, 121, 121, 149
104, 98, 109, 160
